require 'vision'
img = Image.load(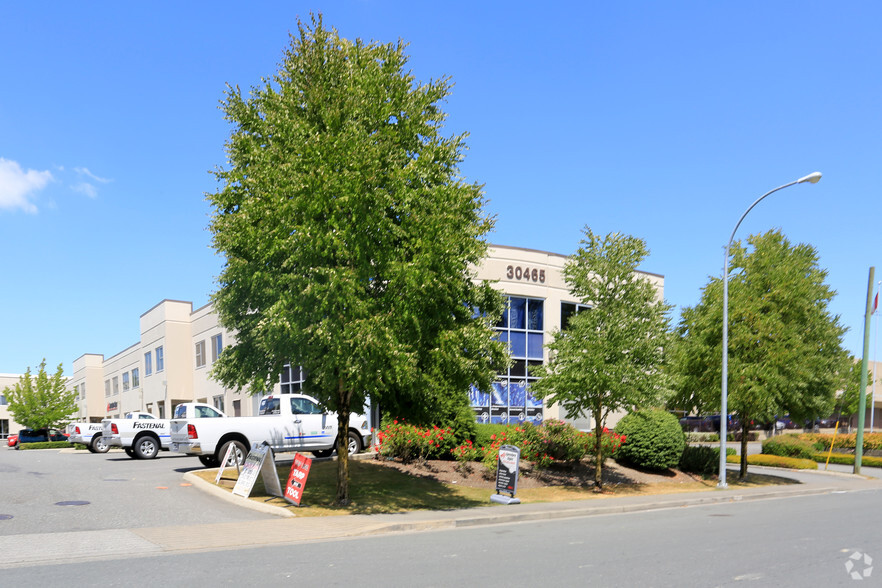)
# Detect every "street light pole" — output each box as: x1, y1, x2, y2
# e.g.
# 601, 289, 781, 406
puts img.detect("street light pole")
719, 171, 822, 488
